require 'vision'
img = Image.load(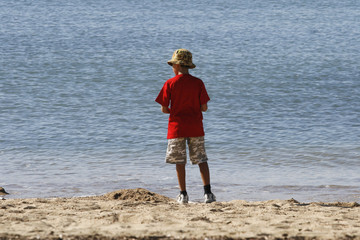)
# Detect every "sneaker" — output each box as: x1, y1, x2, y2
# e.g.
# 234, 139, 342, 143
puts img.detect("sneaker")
204, 193, 216, 203
177, 193, 189, 204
